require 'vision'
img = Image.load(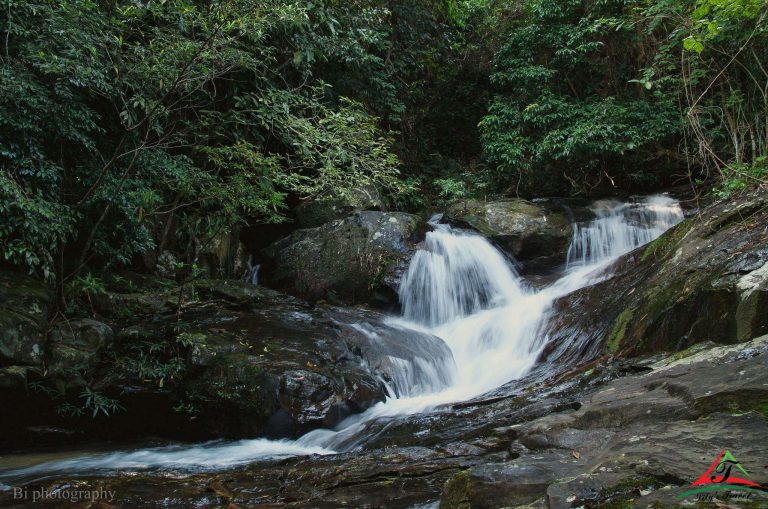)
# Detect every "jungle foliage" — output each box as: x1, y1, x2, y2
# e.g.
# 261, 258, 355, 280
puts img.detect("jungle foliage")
477, 0, 768, 195
1, 0, 767, 284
